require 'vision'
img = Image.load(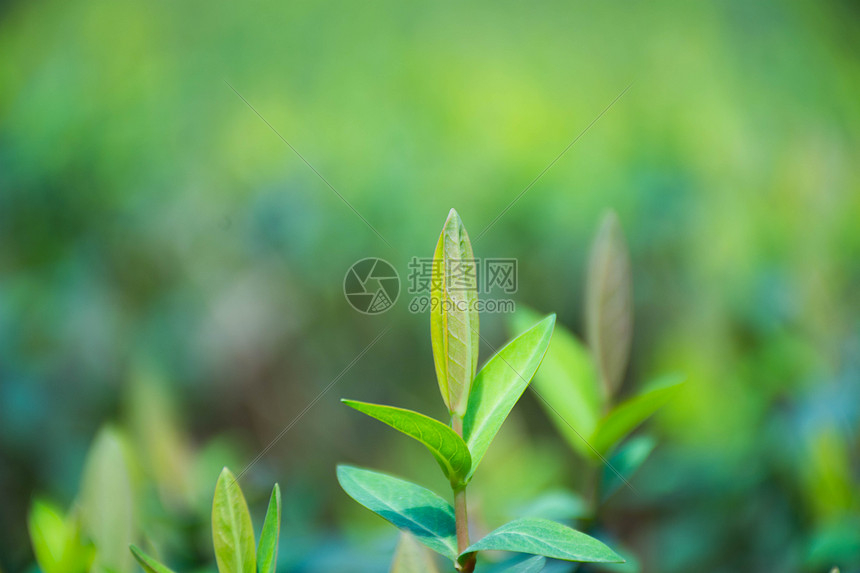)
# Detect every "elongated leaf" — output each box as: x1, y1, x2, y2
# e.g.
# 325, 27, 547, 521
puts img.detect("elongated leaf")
601, 436, 656, 501
513, 489, 589, 521
463, 518, 623, 563
585, 211, 633, 397
390, 532, 441, 573
79, 426, 135, 573
511, 308, 602, 457
493, 556, 546, 573
336, 465, 458, 560
257, 484, 281, 573
463, 314, 555, 480
431, 208, 480, 417
212, 467, 256, 573
129, 545, 177, 573
343, 400, 471, 485
589, 374, 684, 455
